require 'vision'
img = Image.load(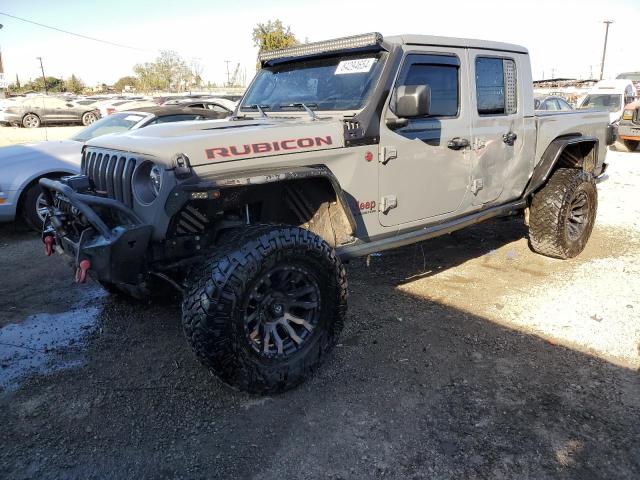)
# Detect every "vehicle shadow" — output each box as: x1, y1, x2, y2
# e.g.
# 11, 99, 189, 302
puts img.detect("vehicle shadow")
351, 214, 529, 285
